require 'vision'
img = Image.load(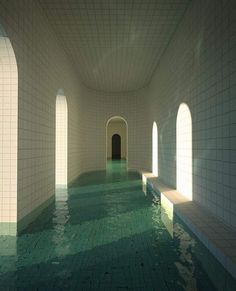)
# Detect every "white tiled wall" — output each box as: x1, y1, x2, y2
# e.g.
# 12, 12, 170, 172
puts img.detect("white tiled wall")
0, 0, 83, 228
0, 30, 18, 225
147, 0, 236, 230
77, 87, 150, 175
2, 0, 234, 235
0, 1, 150, 231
